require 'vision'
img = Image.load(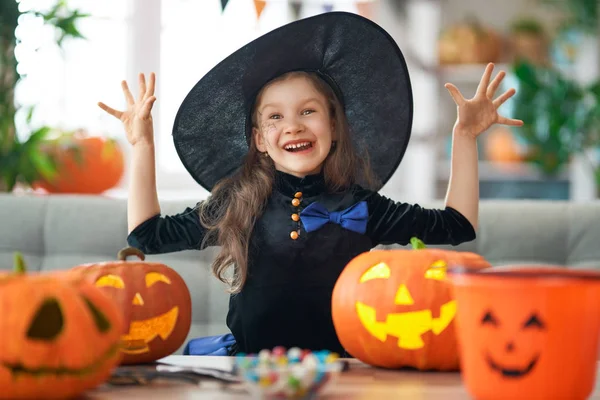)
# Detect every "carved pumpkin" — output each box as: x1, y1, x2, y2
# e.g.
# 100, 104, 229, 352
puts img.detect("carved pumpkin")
71, 247, 192, 364
331, 238, 491, 371
0, 253, 123, 399
34, 130, 124, 194
448, 266, 600, 400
